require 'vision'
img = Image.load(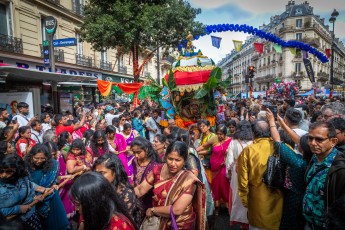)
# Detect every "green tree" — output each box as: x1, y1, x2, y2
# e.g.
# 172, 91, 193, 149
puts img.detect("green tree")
81, 0, 205, 81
